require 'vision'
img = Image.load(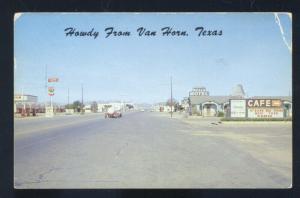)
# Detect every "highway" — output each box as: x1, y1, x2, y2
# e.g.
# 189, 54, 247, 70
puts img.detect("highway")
14, 112, 292, 188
